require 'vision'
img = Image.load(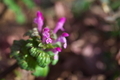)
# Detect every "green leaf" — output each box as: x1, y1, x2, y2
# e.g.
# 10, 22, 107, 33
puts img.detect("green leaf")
32, 66, 49, 77
22, 0, 35, 8
3, 0, 26, 24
